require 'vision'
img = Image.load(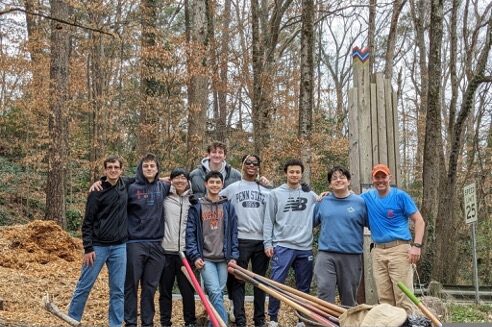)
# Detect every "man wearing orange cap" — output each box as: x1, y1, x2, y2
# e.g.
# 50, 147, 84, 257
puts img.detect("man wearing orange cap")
361, 163, 425, 313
